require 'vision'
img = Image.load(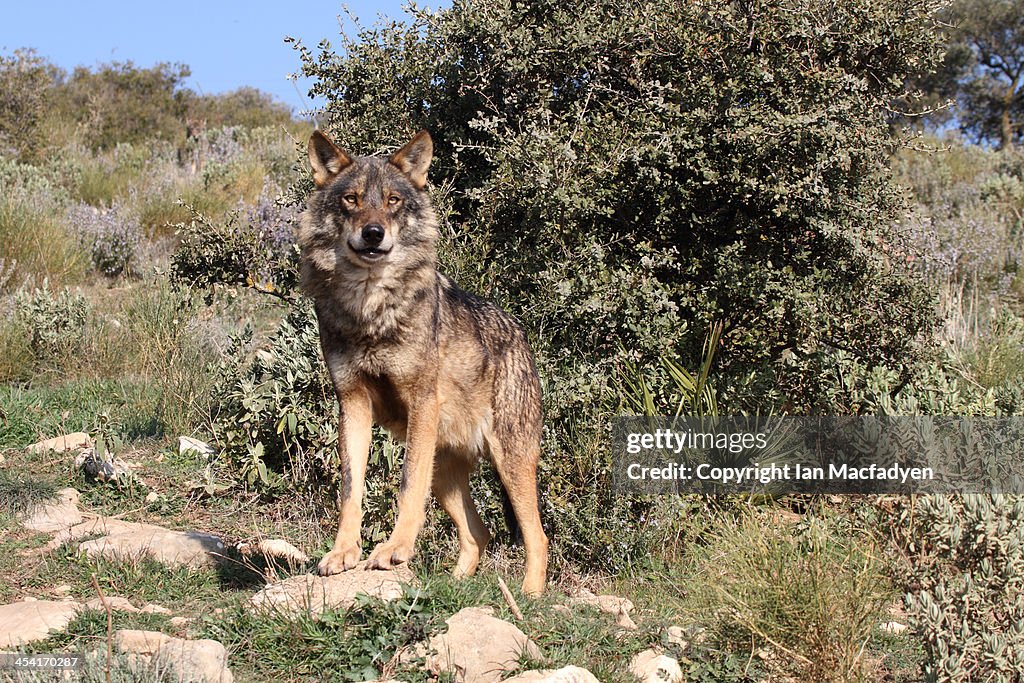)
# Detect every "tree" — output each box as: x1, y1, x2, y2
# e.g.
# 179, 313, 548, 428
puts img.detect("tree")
52, 61, 192, 149
0, 49, 61, 159
949, 0, 1024, 148
291, 0, 946, 415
